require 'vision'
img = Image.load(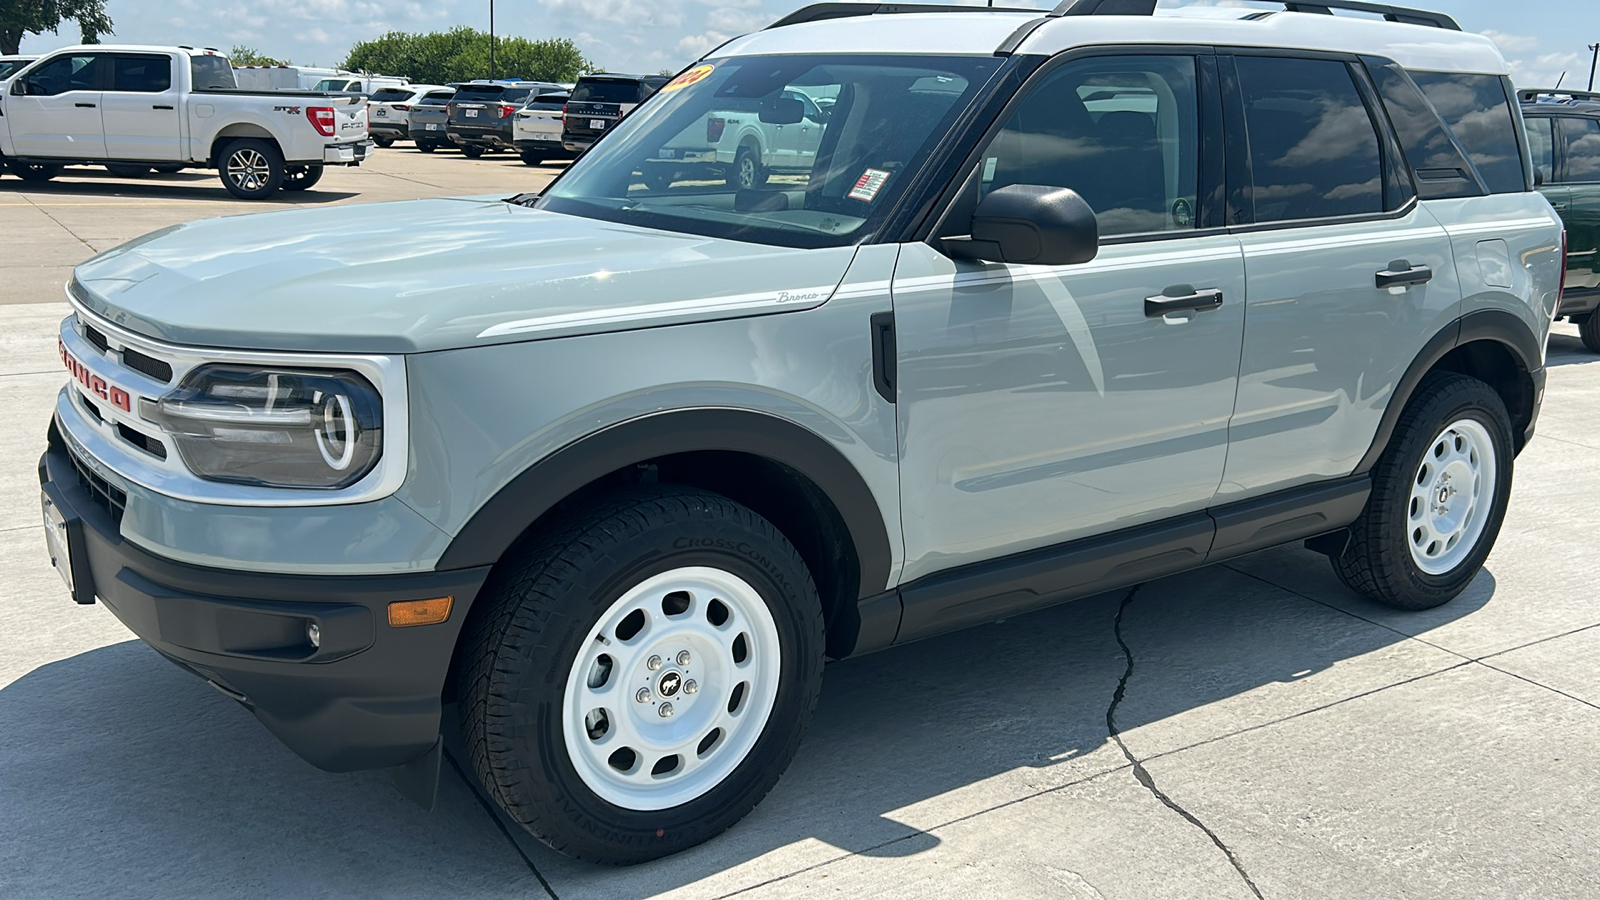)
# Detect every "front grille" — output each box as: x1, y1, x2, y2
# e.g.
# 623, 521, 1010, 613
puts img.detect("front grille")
115, 423, 168, 460
67, 444, 127, 524
121, 347, 173, 383
84, 325, 110, 354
